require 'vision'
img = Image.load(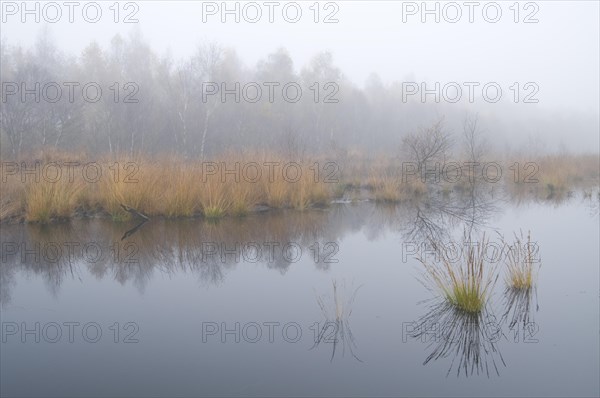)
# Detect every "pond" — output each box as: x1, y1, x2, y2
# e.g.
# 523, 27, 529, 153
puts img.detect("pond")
1, 188, 599, 397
